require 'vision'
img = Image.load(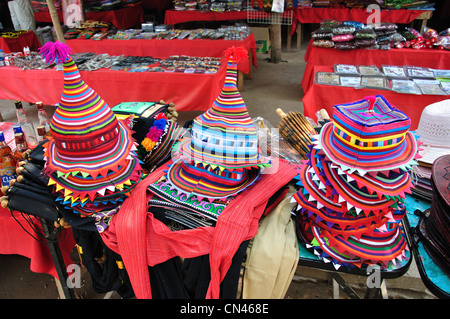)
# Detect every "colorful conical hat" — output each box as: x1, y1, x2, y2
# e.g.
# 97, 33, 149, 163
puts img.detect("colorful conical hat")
164, 47, 270, 201
177, 46, 271, 171
39, 41, 142, 205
